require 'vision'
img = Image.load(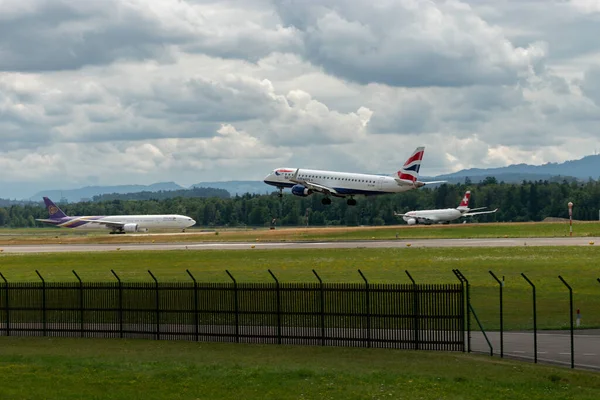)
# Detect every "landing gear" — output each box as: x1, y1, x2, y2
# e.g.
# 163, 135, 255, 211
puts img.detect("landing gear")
346, 198, 357, 206
321, 197, 332, 205
277, 187, 283, 198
